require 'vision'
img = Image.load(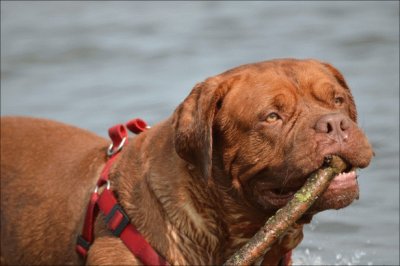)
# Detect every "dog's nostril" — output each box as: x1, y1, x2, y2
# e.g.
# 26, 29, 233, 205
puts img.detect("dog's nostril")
326, 122, 334, 134
315, 114, 349, 134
